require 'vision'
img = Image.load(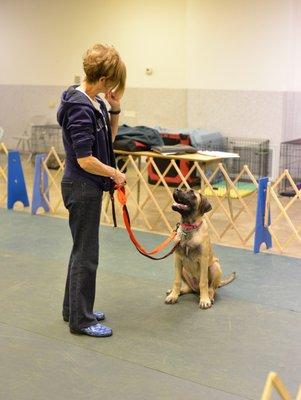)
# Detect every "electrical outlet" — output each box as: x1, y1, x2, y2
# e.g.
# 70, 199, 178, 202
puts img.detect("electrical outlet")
74, 75, 81, 84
